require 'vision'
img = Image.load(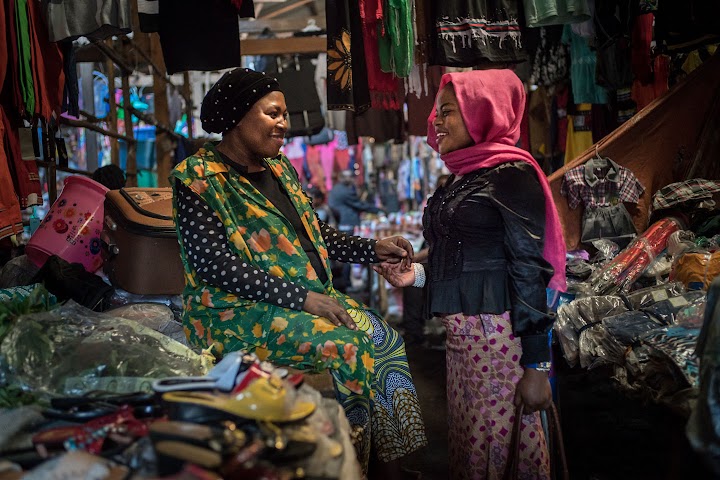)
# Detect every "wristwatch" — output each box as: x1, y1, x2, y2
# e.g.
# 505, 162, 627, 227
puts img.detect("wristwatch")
533, 362, 552, 373
528, 362, 552, 373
